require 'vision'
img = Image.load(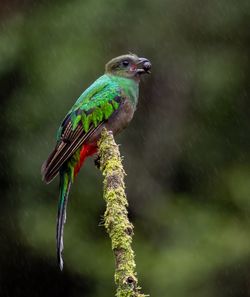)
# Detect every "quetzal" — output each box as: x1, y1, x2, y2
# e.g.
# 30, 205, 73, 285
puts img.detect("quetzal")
41, 54, 151, 270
